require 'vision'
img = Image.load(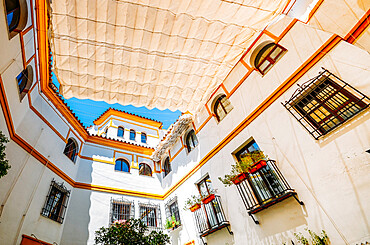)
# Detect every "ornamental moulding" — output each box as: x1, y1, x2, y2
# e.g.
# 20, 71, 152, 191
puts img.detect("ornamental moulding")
151, 114, 193, 162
